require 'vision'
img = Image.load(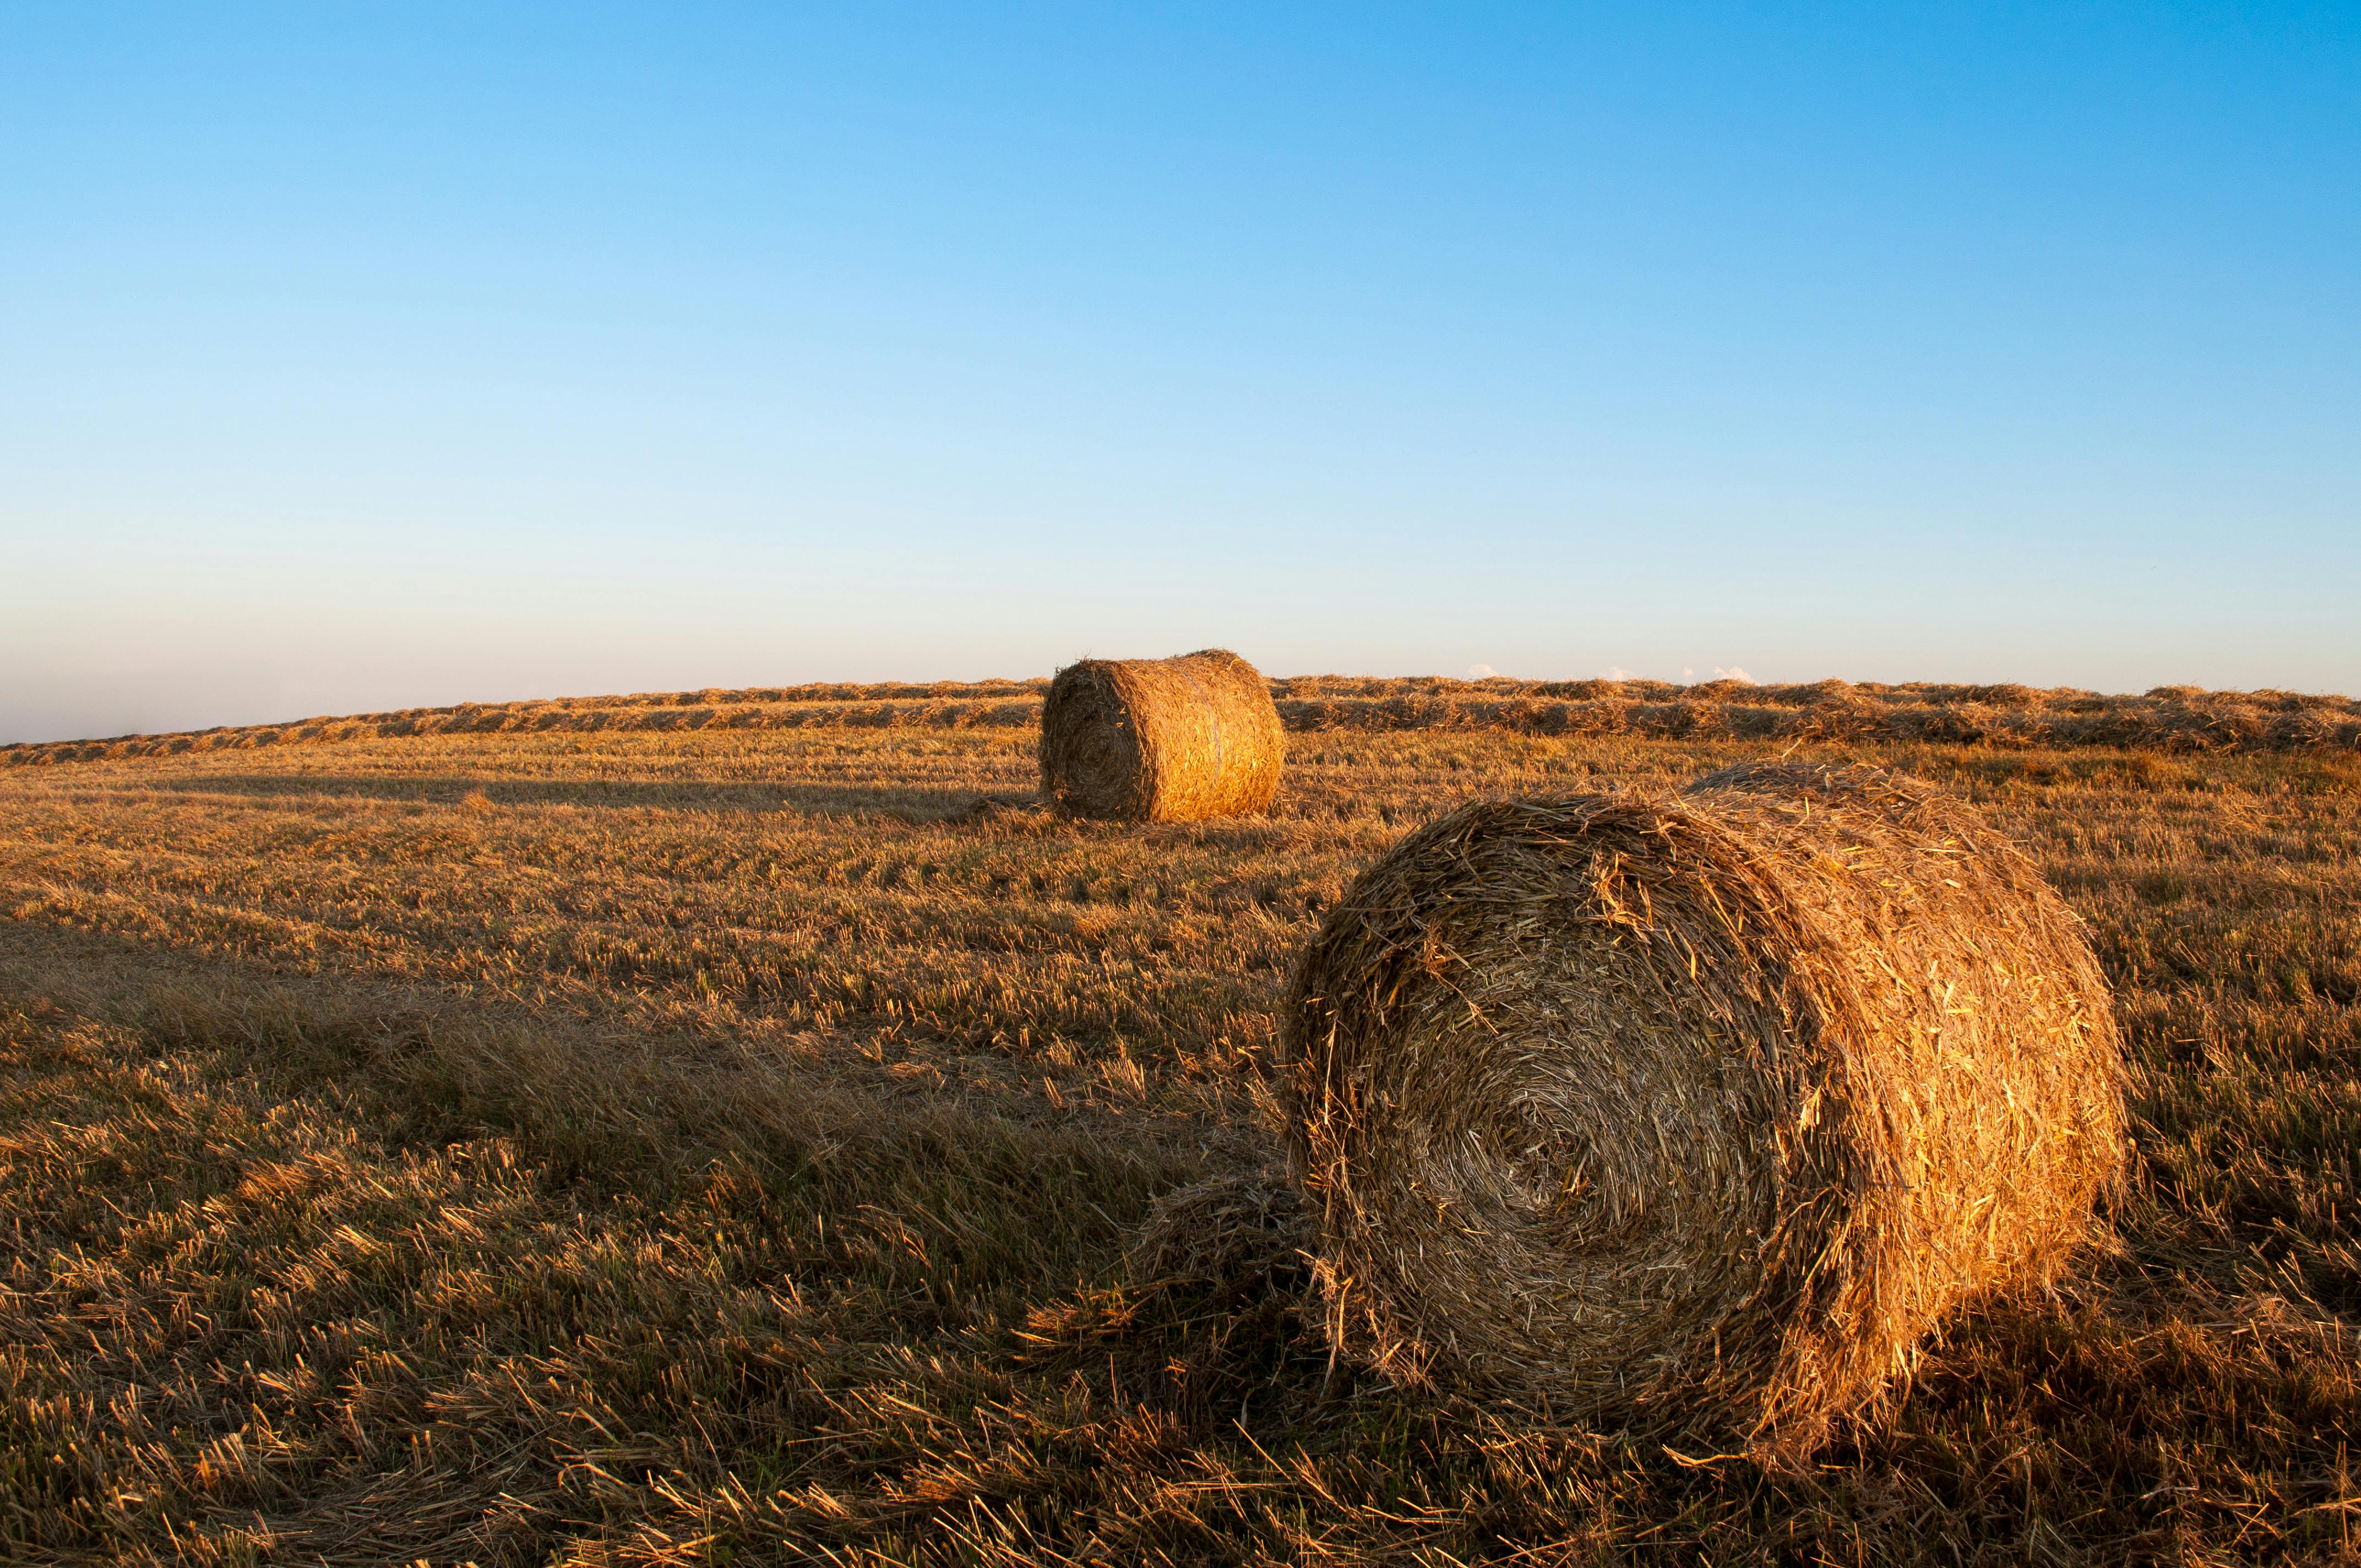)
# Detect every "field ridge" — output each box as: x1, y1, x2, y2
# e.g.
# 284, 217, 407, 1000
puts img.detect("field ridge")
9, 675, 2358, 766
